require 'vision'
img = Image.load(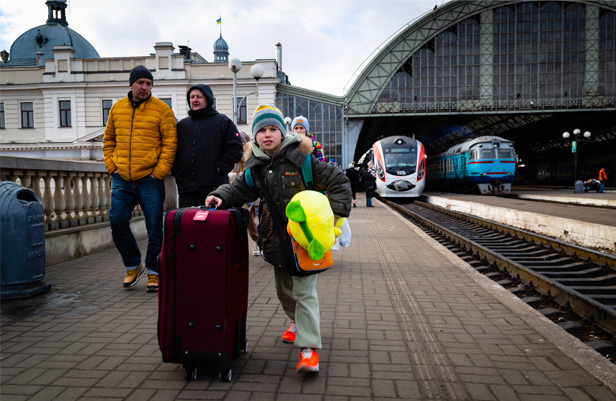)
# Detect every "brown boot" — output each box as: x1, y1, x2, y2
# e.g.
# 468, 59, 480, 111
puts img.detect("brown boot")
123, 264, 145, 288
147, 274, 158, 293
